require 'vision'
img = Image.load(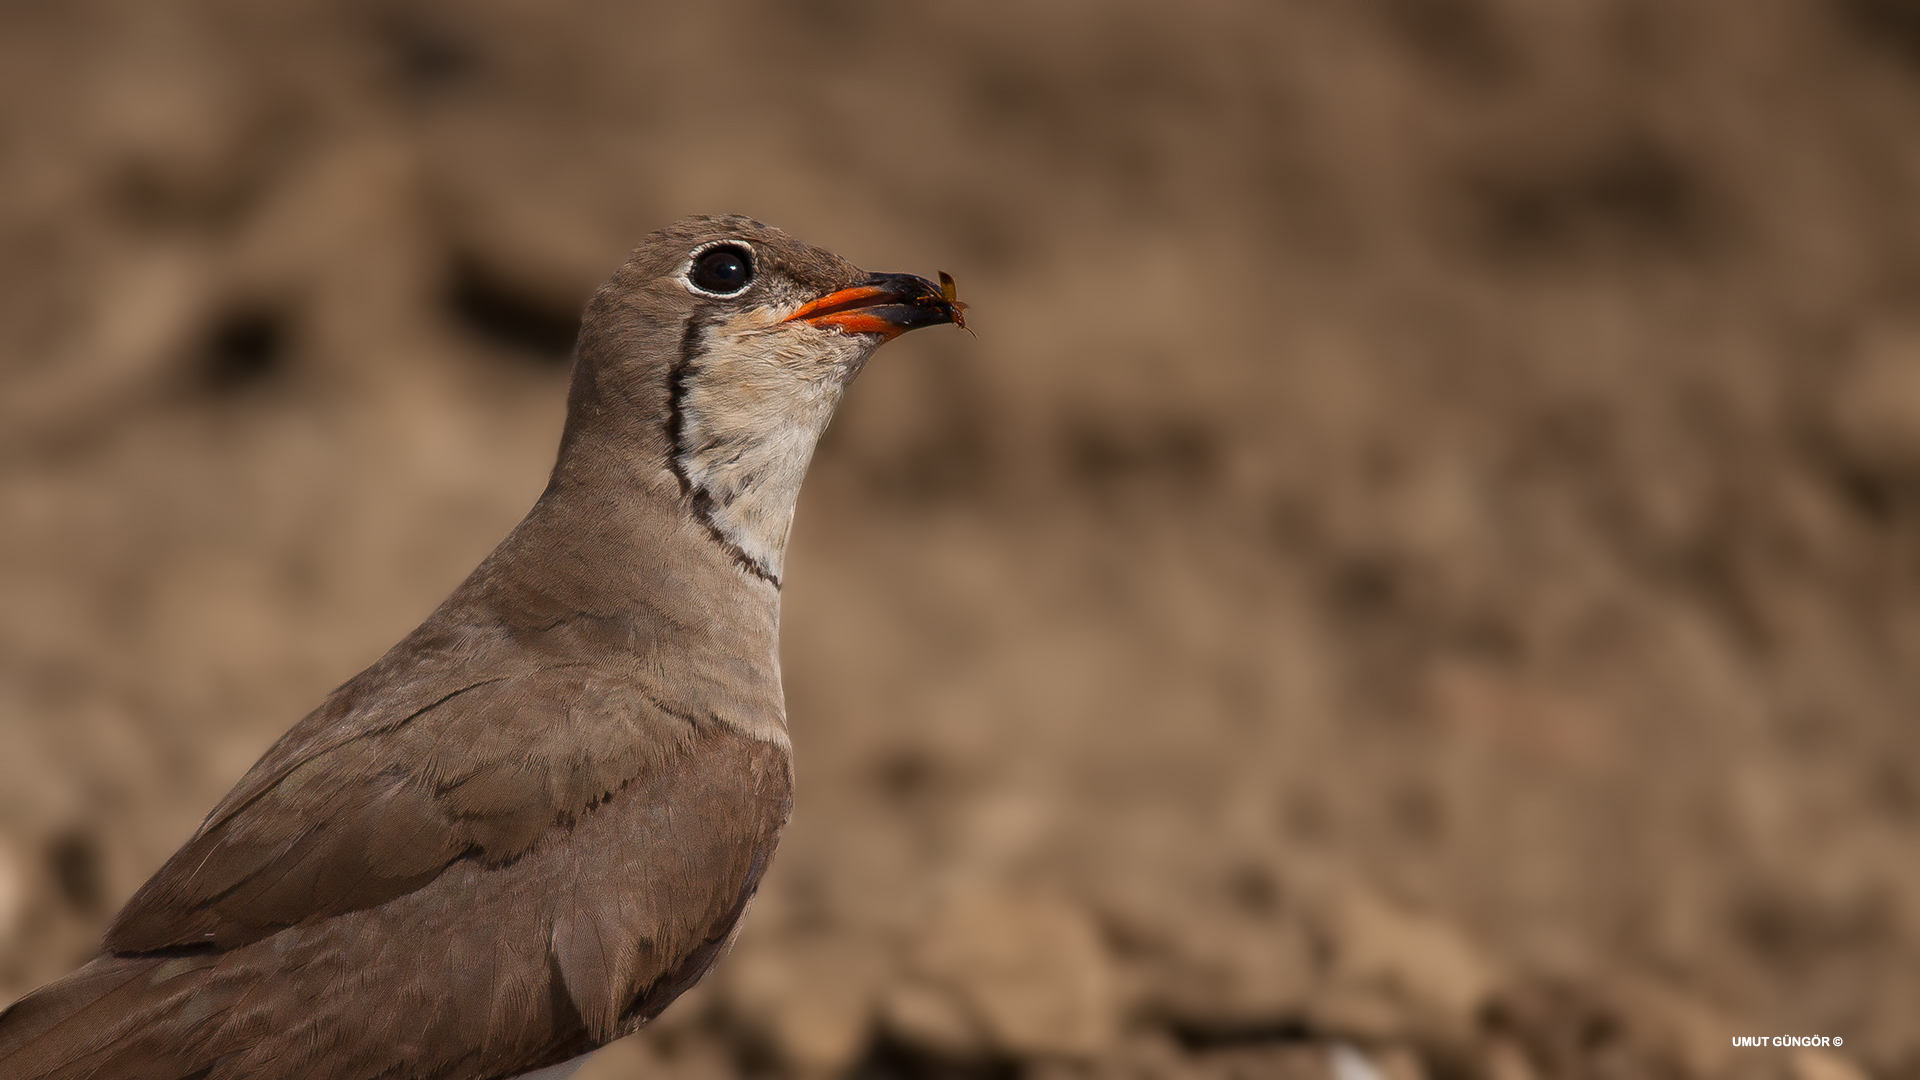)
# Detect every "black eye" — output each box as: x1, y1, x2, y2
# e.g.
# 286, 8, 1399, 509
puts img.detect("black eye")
690, 245, 753, 294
